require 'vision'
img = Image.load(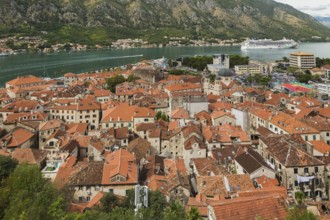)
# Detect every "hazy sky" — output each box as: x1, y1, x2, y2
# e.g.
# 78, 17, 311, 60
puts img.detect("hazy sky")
275, 0, 330, 17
